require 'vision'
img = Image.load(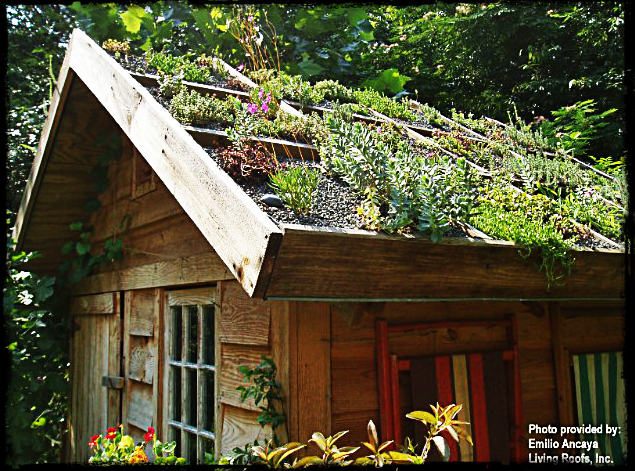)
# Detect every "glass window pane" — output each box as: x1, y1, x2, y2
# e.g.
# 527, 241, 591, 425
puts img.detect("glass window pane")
200, 437, 215, 464
203, 371, 215, 432
187, 369, 197, 427
185, 432, 197, 464
171, 366, 182, 422
171, 306, 182, 361
187, 306, 198, 363
203, 305, 215, 366
168, 426, 181, 457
